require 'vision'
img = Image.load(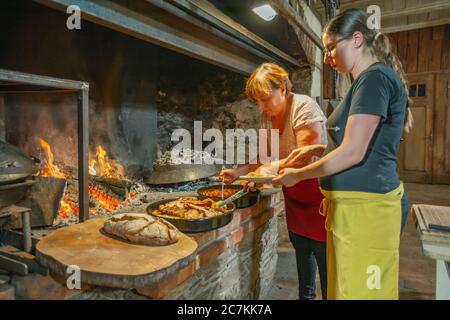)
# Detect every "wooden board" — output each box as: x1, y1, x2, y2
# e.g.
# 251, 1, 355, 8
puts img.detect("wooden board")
36, 218, 198, 289
413, 204, 450, 245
